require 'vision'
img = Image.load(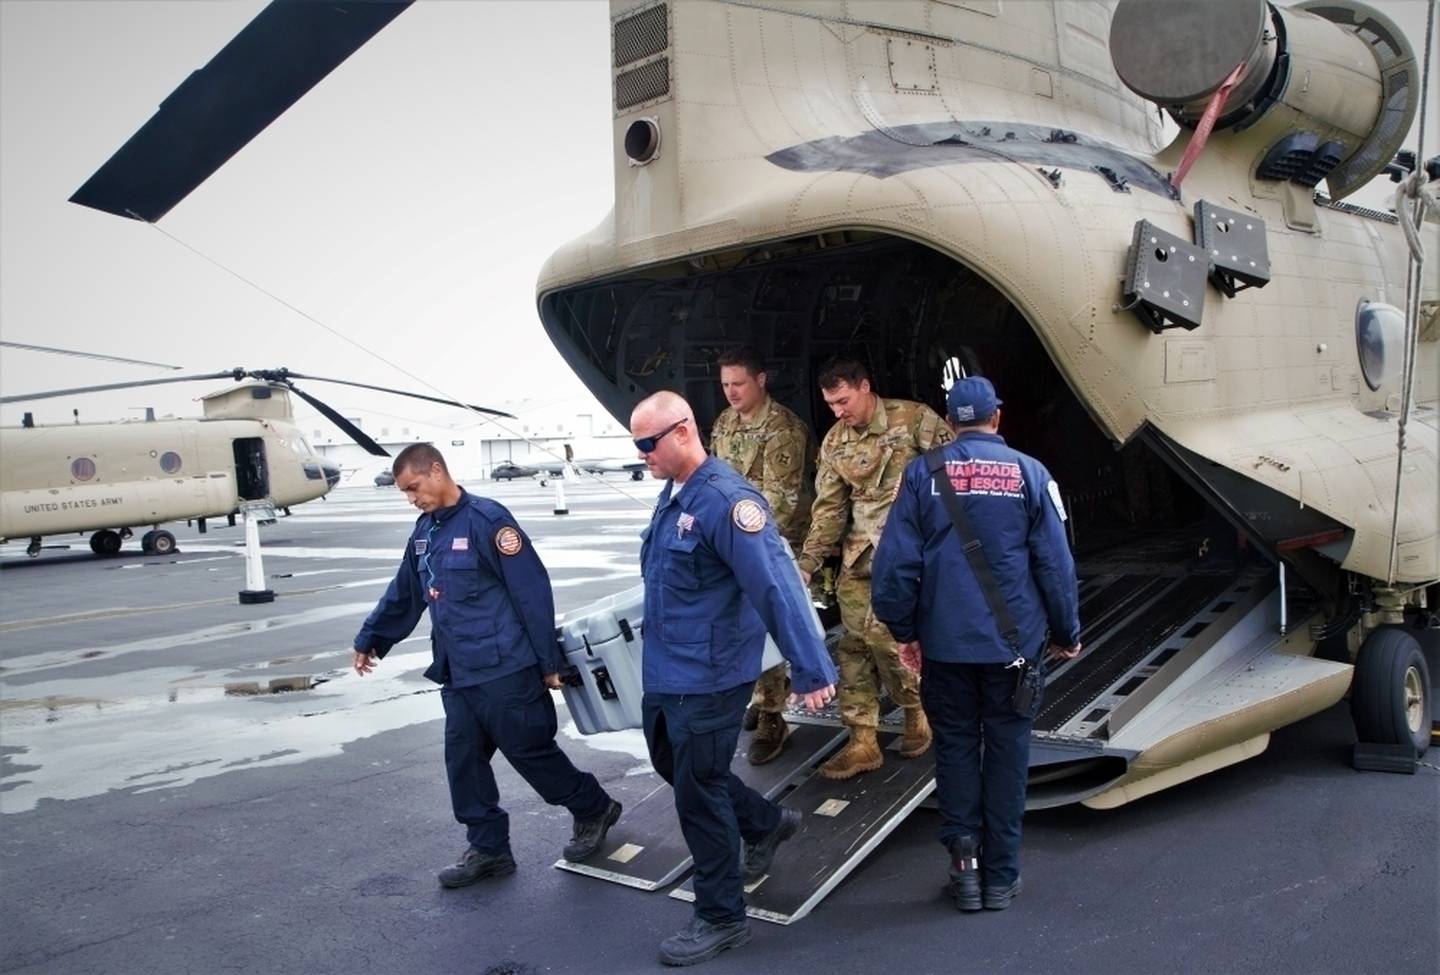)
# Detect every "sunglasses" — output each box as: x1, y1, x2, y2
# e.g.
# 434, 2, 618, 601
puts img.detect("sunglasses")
633, 419, 686, 453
